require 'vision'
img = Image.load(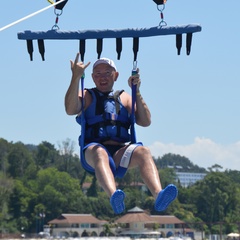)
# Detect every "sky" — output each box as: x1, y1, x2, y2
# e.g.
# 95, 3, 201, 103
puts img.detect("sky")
0, 0, 240, 171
